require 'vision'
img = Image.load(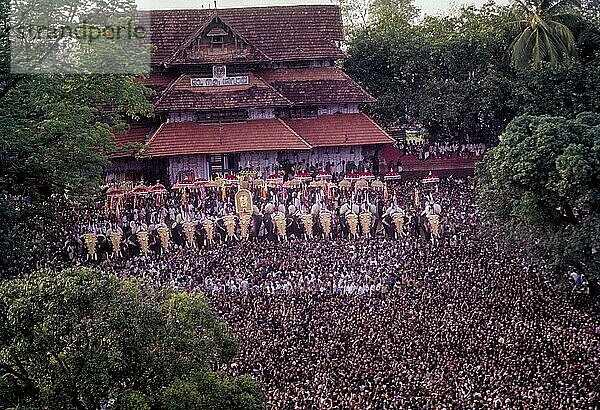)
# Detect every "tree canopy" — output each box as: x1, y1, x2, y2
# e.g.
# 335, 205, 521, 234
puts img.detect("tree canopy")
0, 268, 265, 409
344, 0, 600, 142
0, 0, 154, 277
476, 112, 600, 280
